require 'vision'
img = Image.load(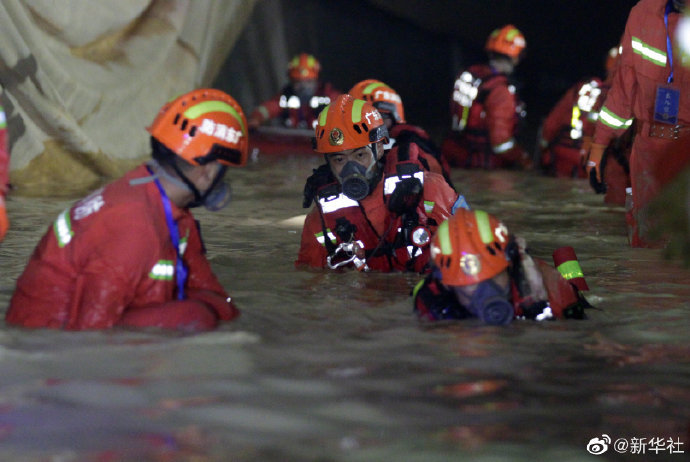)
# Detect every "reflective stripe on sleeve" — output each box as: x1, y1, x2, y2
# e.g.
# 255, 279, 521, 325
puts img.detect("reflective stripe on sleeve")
53, 209, 74, 247
631, 36, 667, 66
149, 260, 174, 280
493, 138, 515, 154
599, 107, 633, 130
